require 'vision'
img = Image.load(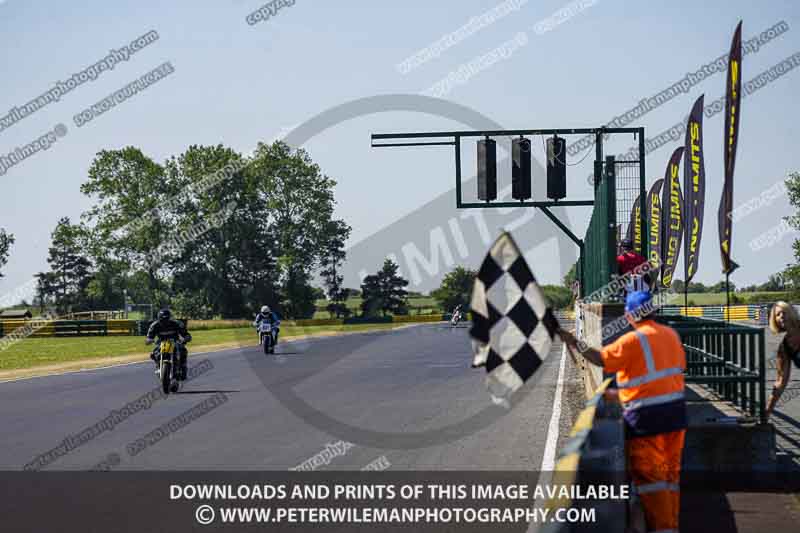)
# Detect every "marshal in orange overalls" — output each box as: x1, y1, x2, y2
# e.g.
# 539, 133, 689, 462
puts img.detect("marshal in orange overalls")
602, 318, 687, 533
